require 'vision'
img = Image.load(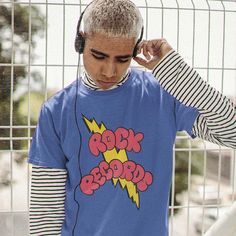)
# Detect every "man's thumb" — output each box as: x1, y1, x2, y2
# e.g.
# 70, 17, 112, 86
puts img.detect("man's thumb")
133, 56, 147, 66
